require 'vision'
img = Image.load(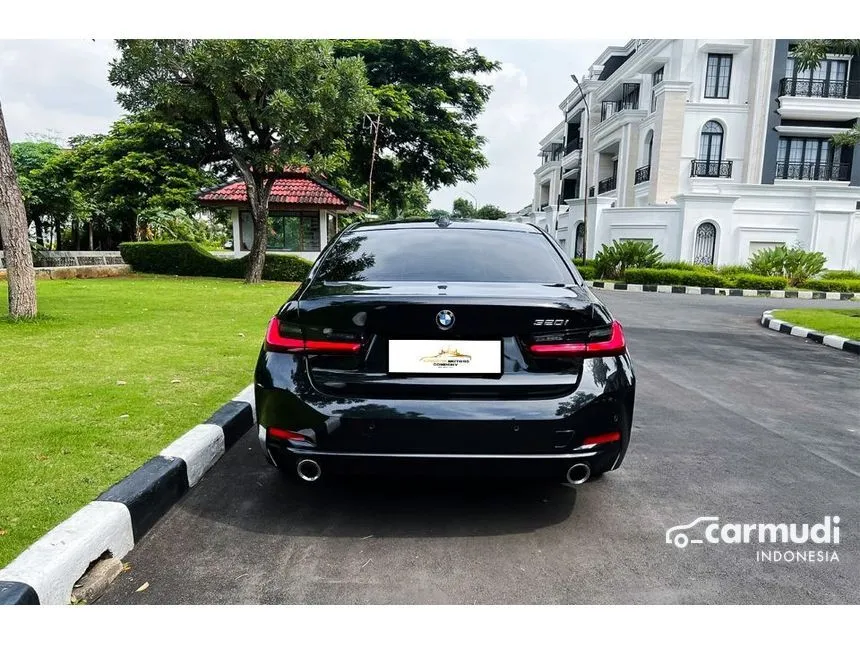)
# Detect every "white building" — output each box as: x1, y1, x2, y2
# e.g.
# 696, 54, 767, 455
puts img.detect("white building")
523, 39, 860, 269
